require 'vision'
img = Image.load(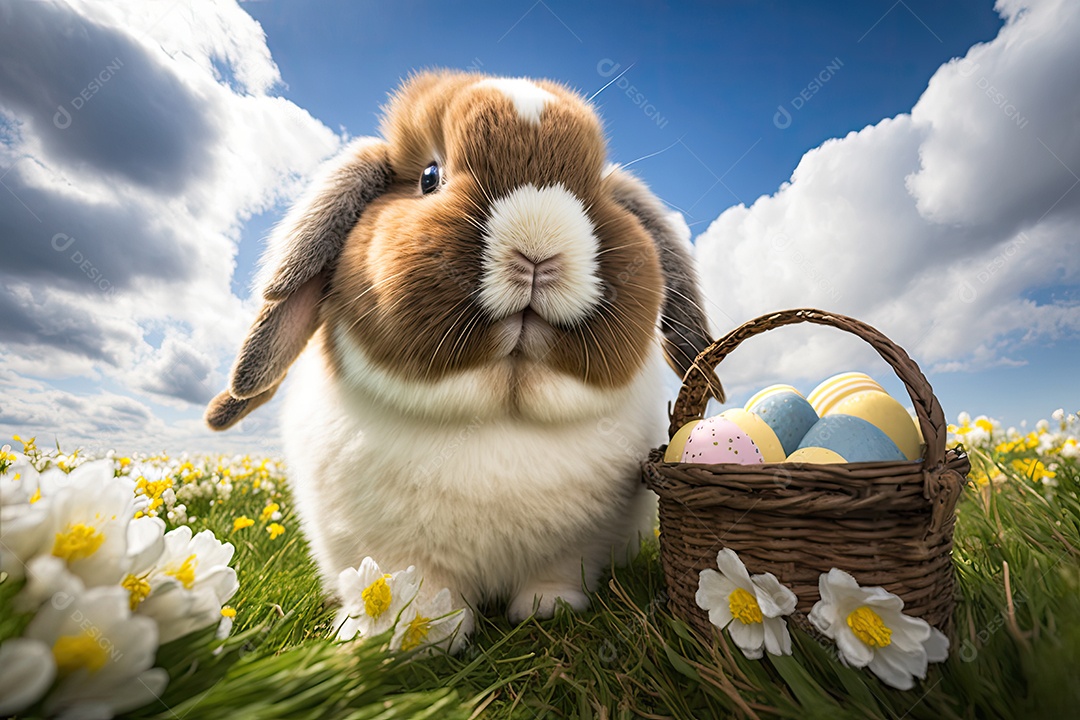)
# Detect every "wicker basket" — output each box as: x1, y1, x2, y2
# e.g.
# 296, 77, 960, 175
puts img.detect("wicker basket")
642, 308, 970, 639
